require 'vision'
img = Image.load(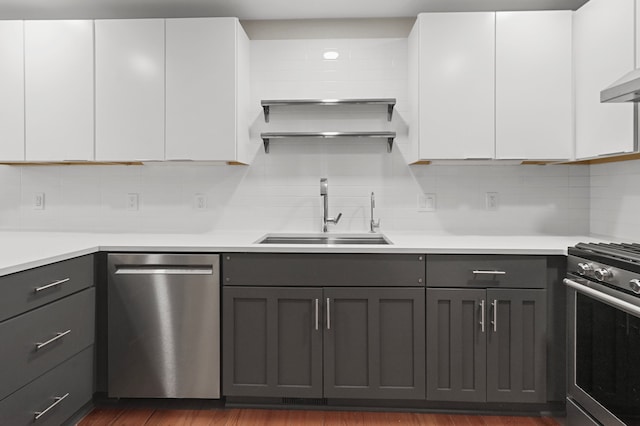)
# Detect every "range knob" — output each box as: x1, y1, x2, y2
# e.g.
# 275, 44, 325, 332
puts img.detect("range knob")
594, 268, 612, 282
577, 263, 593, 276
630, 279, 640, 294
